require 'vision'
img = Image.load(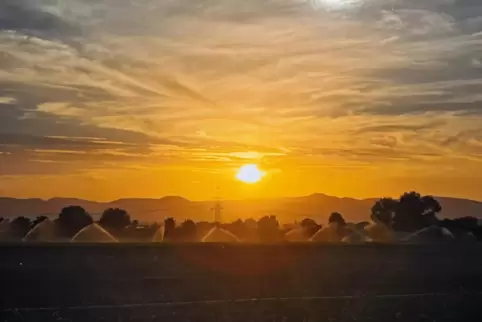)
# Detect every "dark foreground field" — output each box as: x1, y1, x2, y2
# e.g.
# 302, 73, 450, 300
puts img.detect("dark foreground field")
1, 244, 482, 321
